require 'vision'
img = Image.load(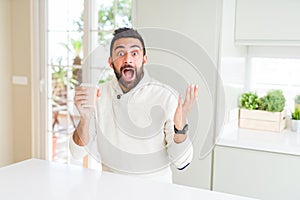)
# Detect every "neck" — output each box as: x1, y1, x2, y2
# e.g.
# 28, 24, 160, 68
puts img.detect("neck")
119, 84, 130, 93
